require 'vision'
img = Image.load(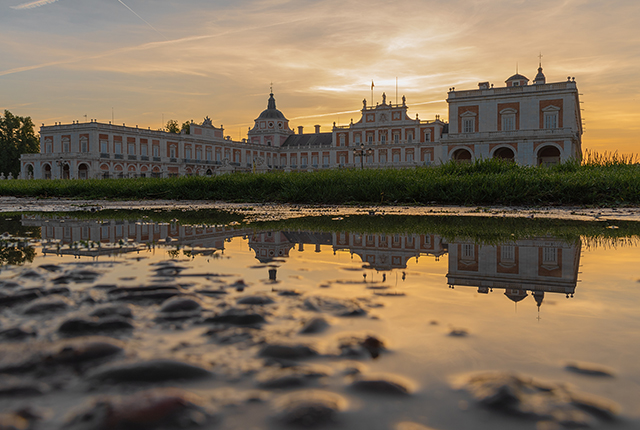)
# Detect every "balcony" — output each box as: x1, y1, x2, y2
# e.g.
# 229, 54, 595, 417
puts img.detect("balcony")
170, 158, 177, 163
140, 156, 149, 161
114, 154, 123, 160
128, 155, 137, 160
153, 157, 161, 162
100, 153, 110, 159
